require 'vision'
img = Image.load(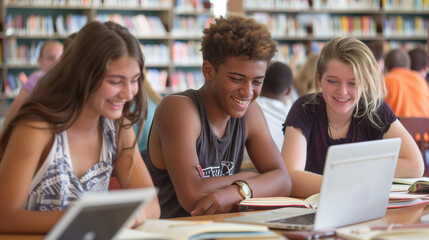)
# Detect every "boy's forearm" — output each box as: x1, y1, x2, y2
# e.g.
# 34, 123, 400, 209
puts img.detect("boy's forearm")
242, 168, 292, 197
